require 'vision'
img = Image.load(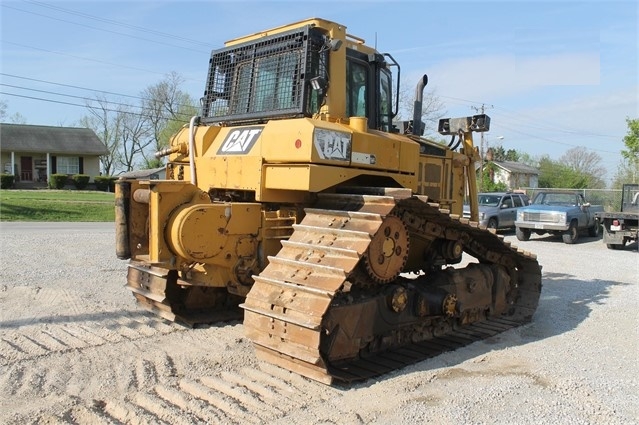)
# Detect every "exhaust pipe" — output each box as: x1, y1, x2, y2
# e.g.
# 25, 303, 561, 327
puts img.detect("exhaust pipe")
411, 75, 429, 136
